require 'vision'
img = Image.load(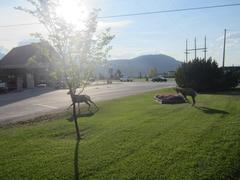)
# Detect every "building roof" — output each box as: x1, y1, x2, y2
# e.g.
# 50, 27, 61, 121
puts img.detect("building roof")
0, 42, 58, 69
